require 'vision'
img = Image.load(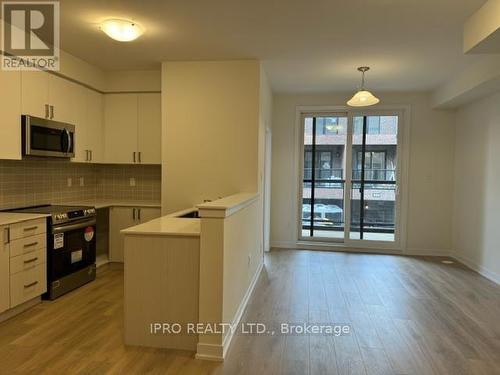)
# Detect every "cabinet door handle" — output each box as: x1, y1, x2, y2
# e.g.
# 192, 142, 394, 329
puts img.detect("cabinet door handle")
132, 208, 136, 221
23, 226, 38, 232
23, 241, 39, 248
50, 105, 54, 119
133, 152, 136, 163
138, 152, 141, 163
24, 281, 38, 289
138, 208, 141, 221
90, 150, 93, 161
24, 257, 38, 264
85, 150, 89, 161
3, 228, 9, 245
45, 104, 50, 118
